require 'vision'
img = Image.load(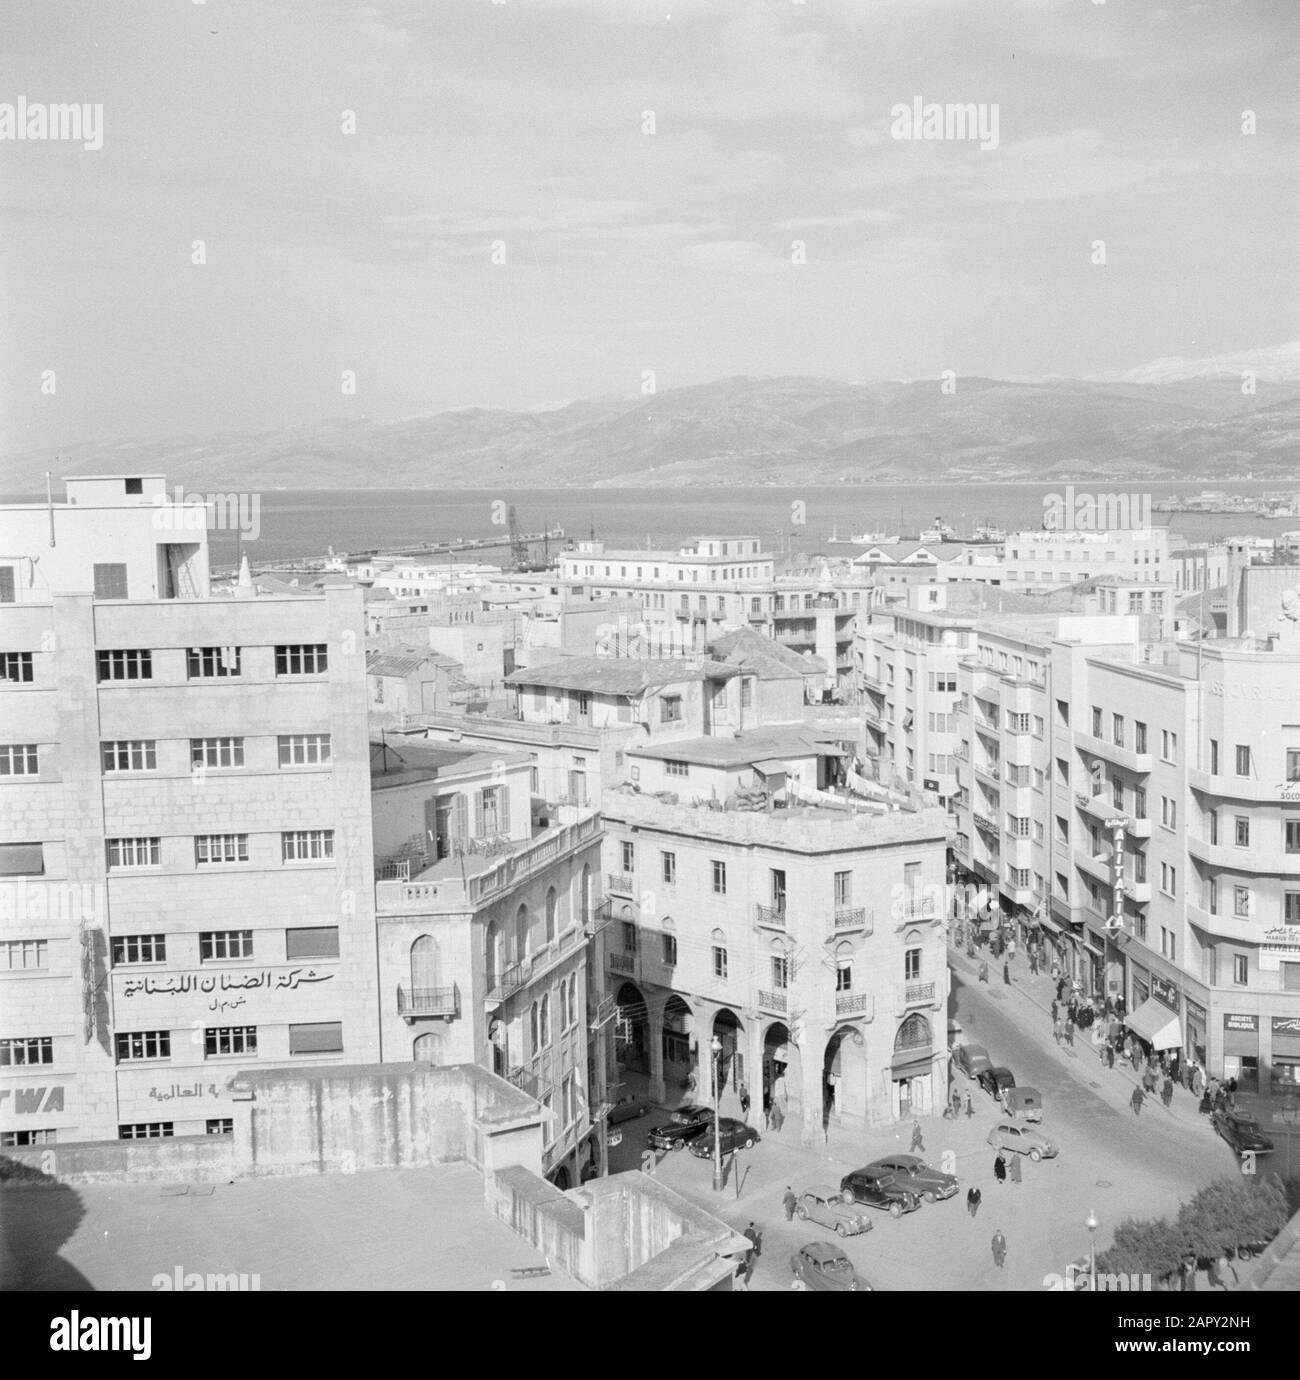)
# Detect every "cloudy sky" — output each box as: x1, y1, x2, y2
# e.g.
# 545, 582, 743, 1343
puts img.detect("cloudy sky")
2, 0, 1296, 451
